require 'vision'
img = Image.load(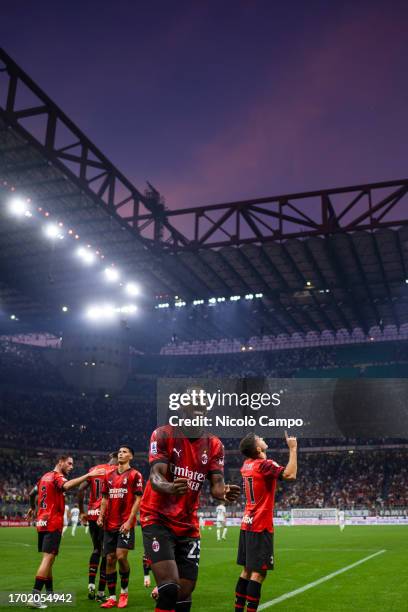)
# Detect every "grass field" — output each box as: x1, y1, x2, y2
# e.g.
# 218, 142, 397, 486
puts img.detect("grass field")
0, 526, 407, 611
